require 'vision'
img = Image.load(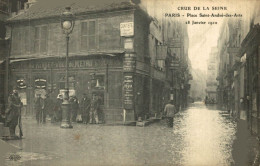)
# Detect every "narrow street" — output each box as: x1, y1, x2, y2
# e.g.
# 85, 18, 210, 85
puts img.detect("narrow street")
4, 102, 237, 166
